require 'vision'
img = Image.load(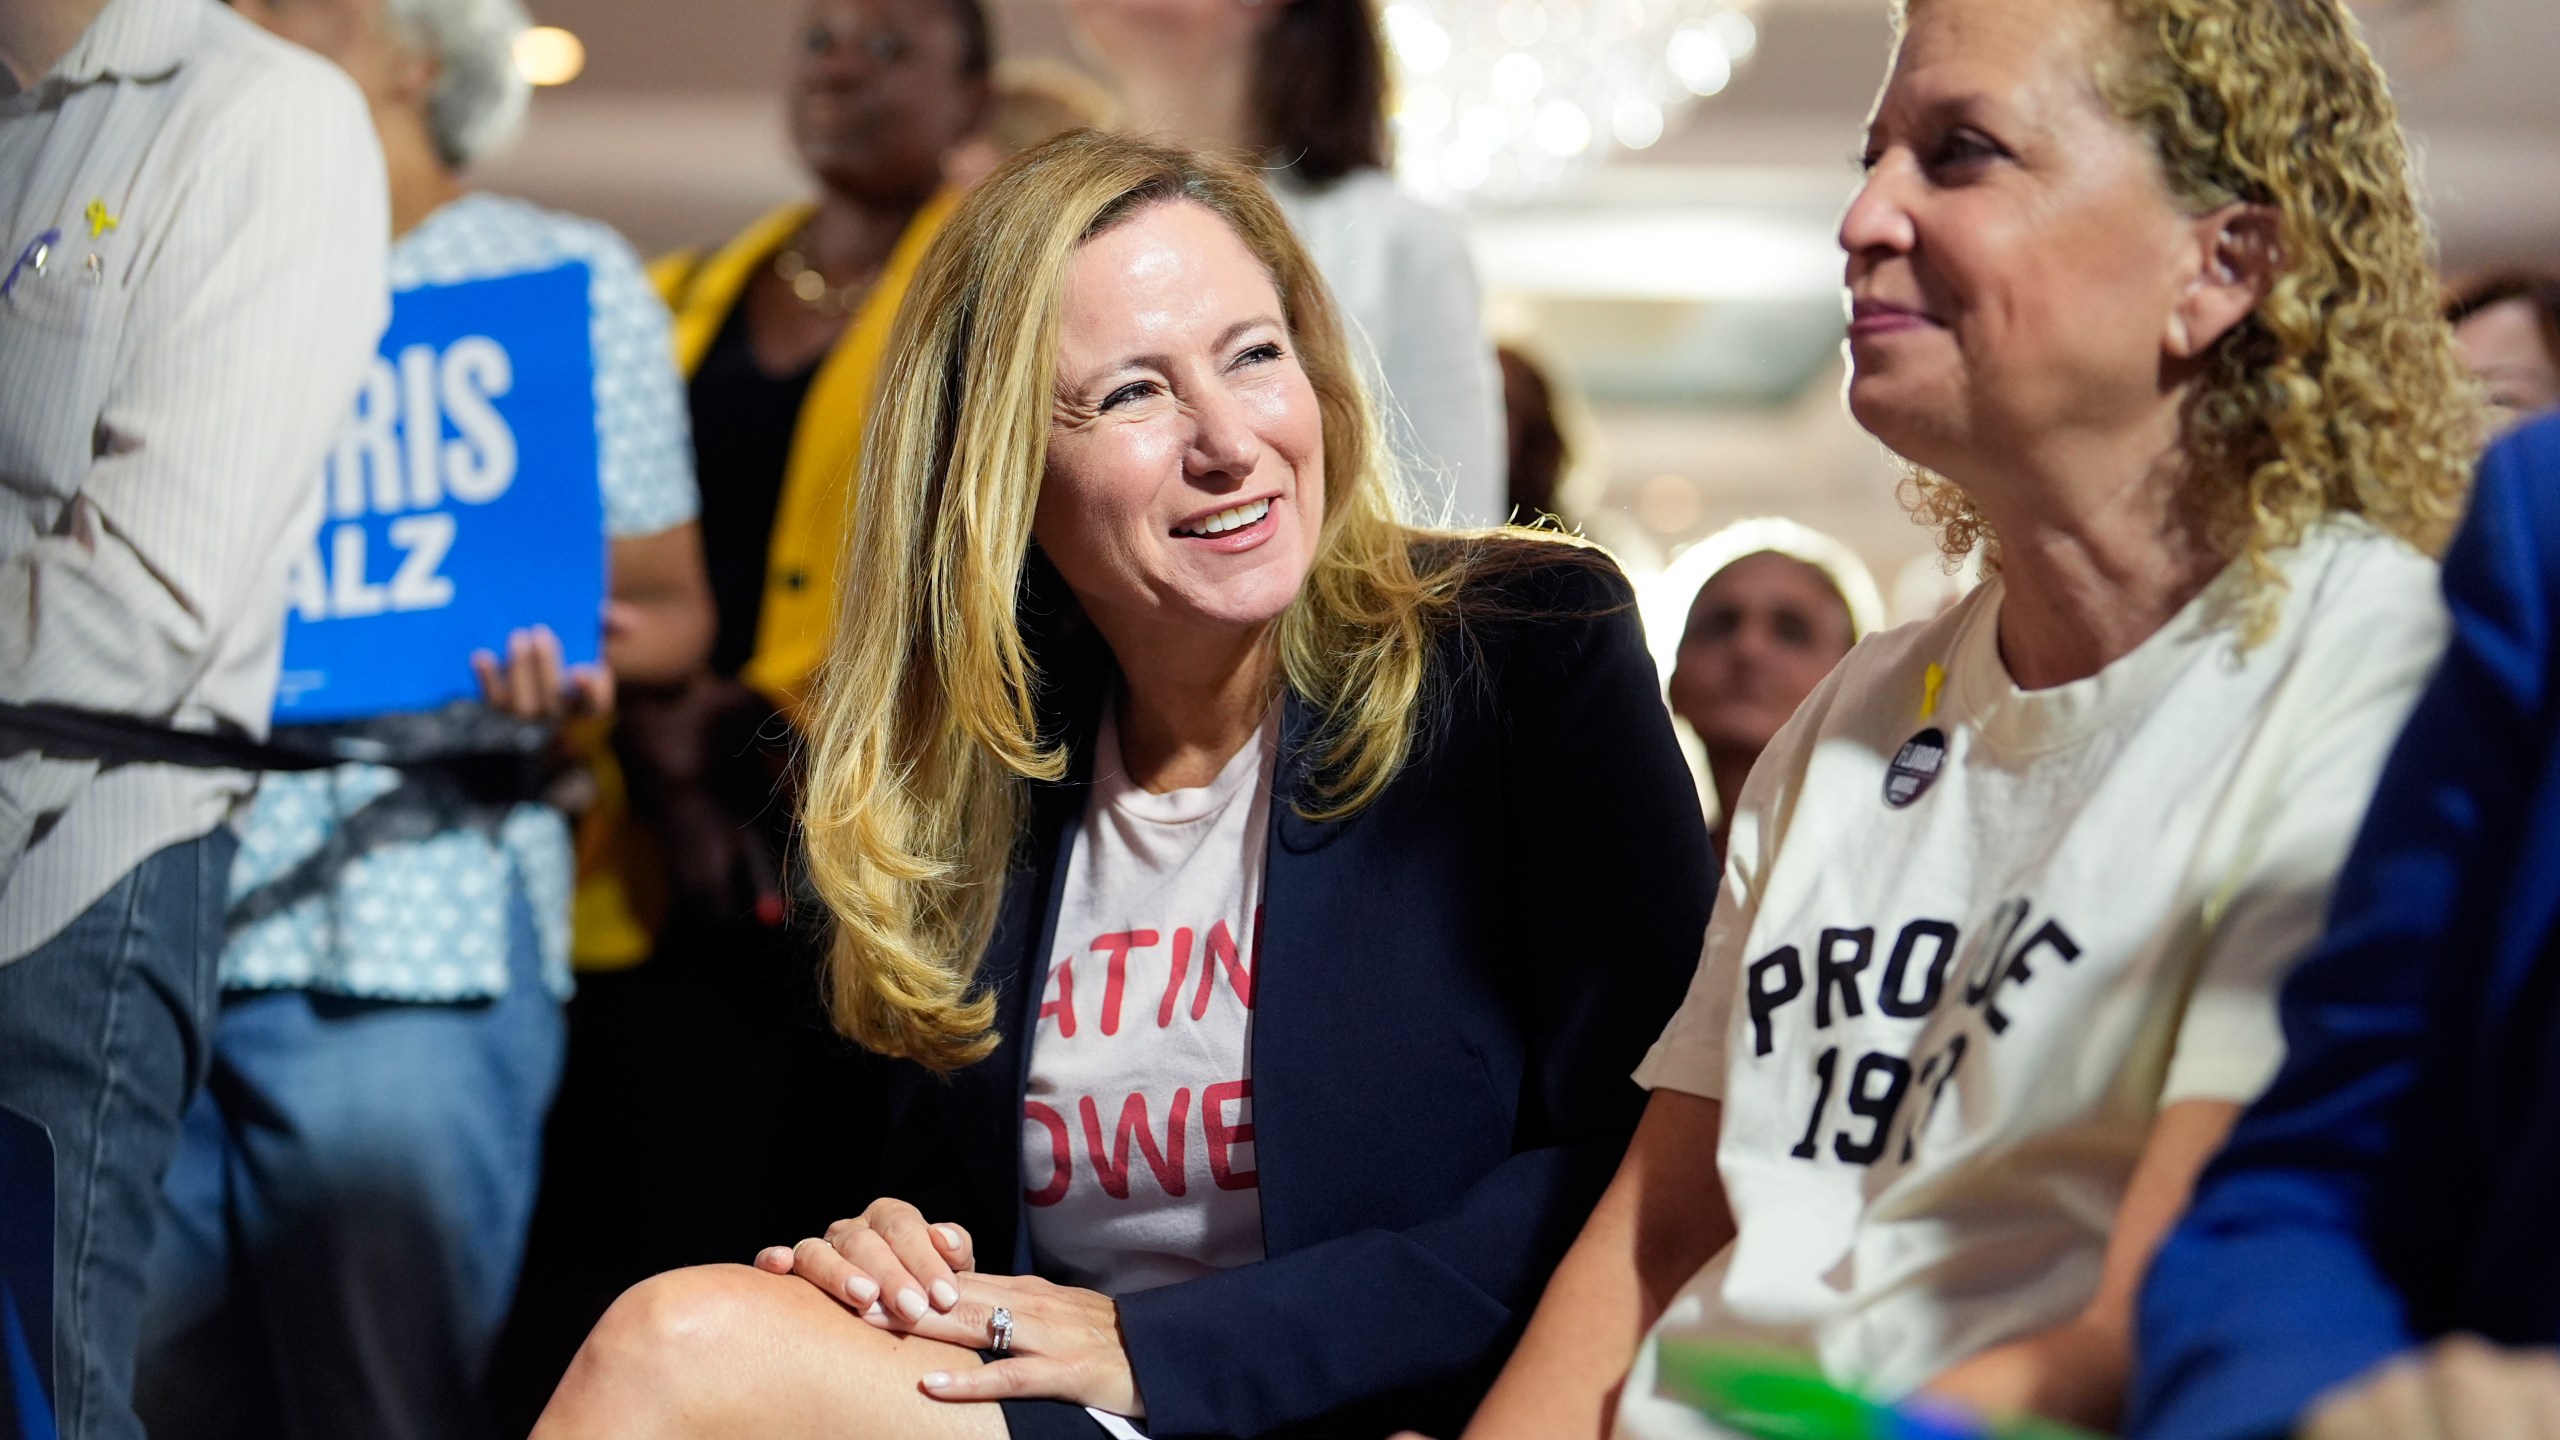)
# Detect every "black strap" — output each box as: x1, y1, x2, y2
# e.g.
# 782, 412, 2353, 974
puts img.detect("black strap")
0, 703, 559, 808
0, 703, 341, 771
